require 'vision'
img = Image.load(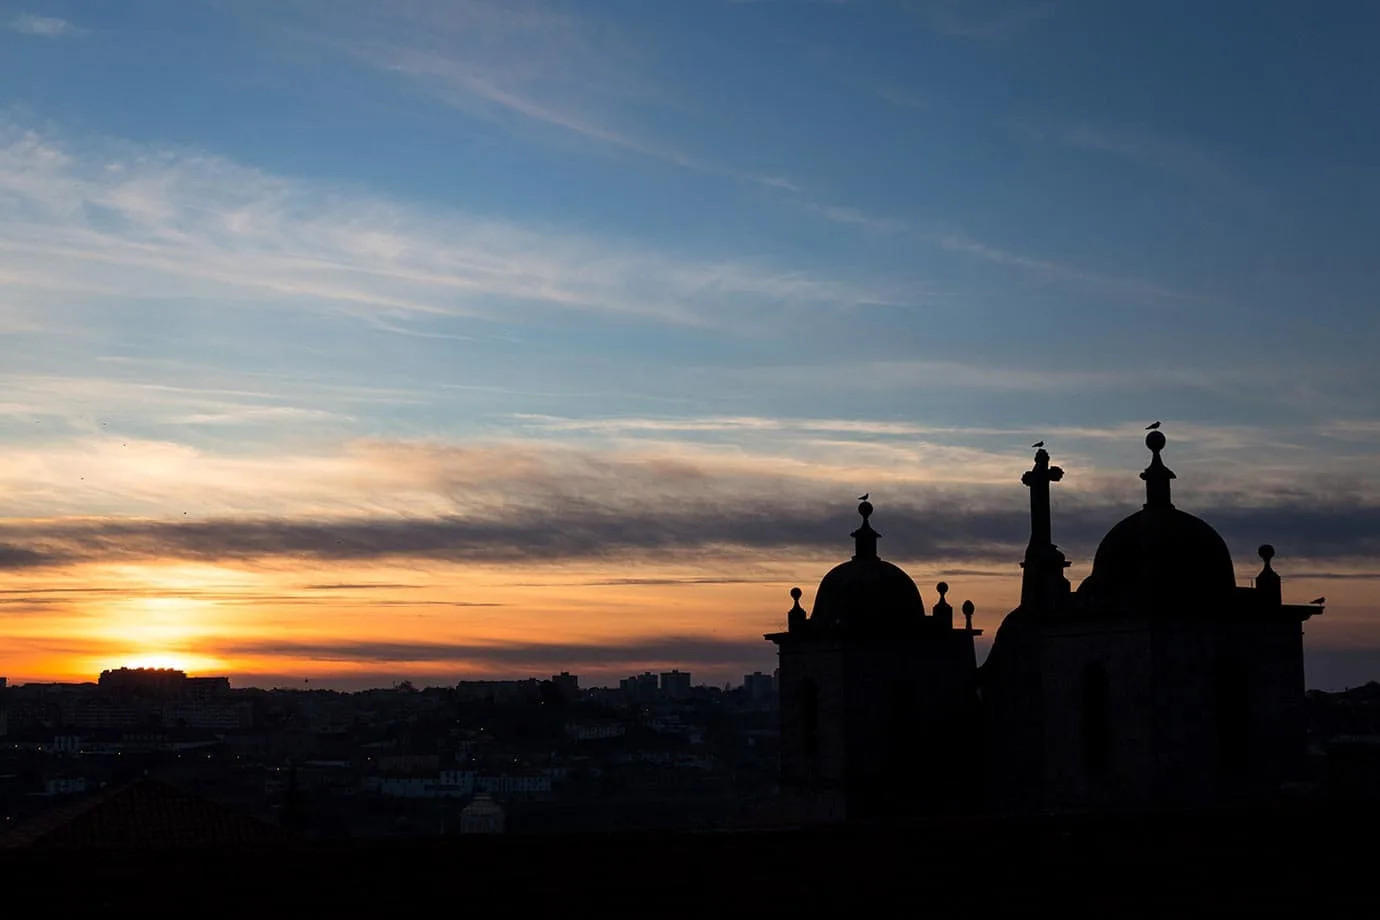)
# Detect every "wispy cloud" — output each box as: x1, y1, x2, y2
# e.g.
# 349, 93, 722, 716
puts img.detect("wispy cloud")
282, 1, 796, 192
0, 120, 905, 331
8, 12, 81, 37
1013, 118, 1260, 204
